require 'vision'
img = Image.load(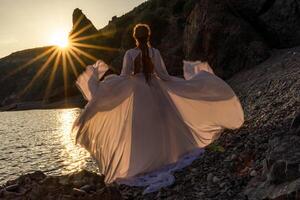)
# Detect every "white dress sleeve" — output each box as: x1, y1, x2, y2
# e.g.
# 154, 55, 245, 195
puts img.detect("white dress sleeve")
183, 60, 215, 80
153, 49, 172, 81
120, 50, 133, 76
76, 60, 109, 101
